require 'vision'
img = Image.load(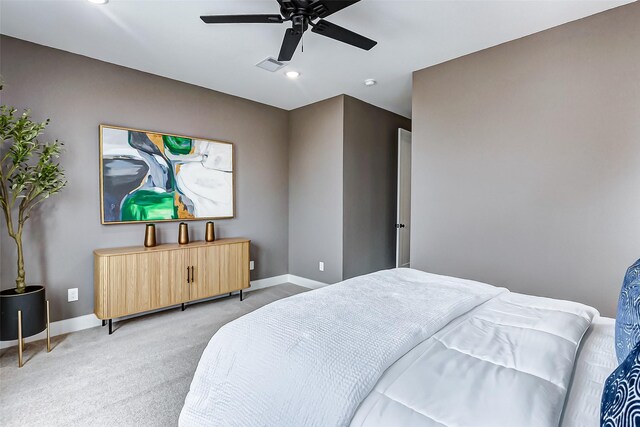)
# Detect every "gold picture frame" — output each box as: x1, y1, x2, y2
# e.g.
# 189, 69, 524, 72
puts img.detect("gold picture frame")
99, 124, 235, 225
